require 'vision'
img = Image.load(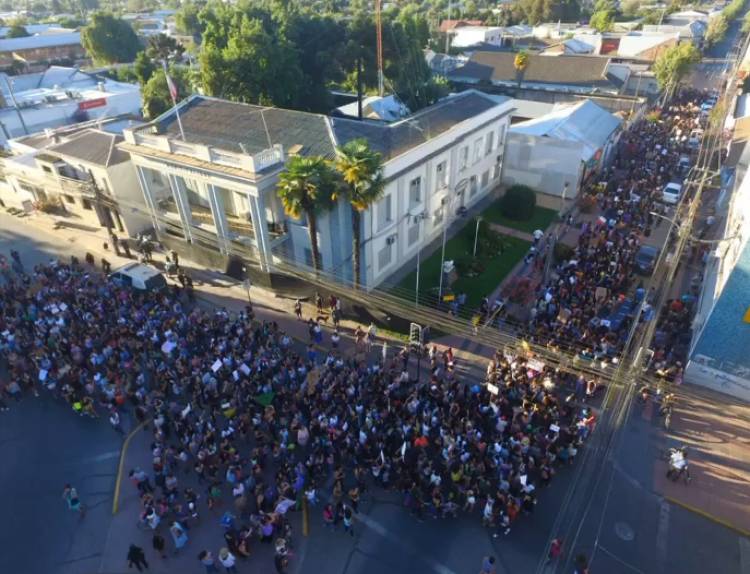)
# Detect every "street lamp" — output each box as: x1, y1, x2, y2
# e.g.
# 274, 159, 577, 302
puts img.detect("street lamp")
473, 216, 483, 257
412, 212, 428, 308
